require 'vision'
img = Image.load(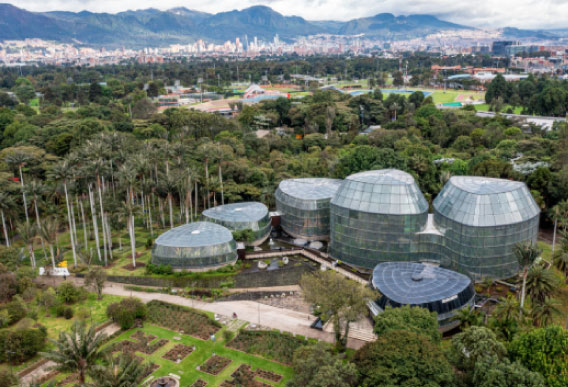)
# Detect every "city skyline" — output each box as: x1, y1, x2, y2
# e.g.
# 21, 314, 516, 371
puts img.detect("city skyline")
6, 0, 568, 30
